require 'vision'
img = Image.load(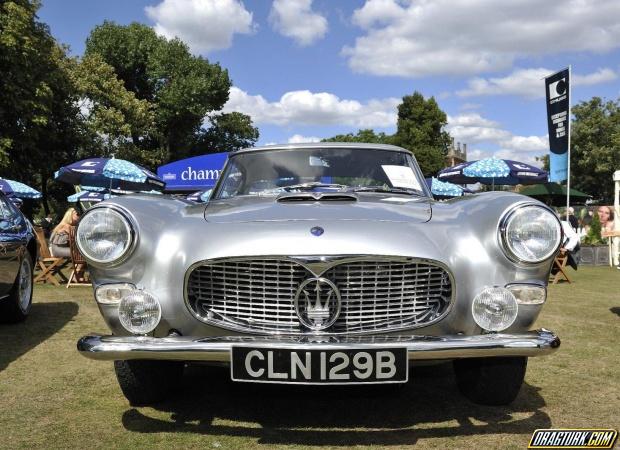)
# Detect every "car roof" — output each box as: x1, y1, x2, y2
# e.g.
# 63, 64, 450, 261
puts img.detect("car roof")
233, 142, 411, 154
